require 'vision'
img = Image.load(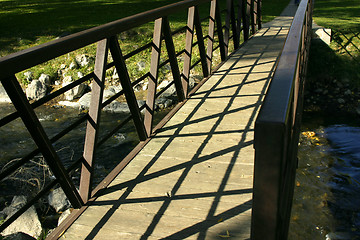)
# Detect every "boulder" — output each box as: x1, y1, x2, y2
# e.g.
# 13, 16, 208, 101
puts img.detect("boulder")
2, 232, 36, 240
62, 76, 87, 100
38, 74, 51, 87
0, 83, 11, 103
137, 61, 146, 71
23, 71, 33, 82
47, 188, 70, 213
1, 196, 42, 239
57, 209, 71, 226
75, 54, 94, 67
25, 80, 47, 101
